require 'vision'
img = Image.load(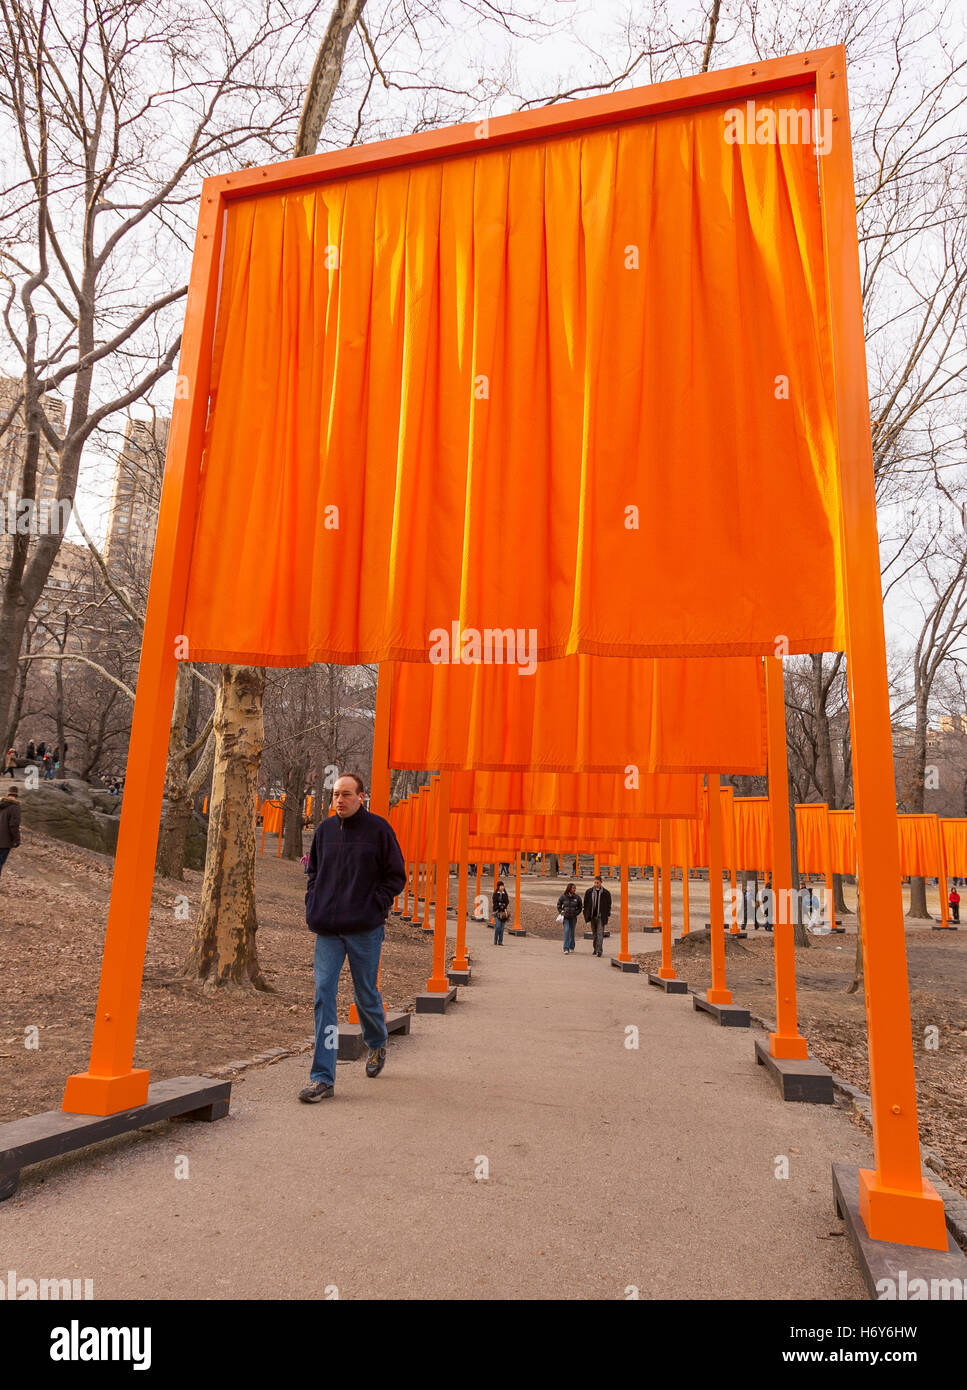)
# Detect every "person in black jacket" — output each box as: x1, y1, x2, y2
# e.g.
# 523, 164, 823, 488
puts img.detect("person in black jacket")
583, 876, 612, 956
0, 785, 22, 884
299, 772, 406, 1103
557, 882, 582, 953
492, 880, 510, 945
